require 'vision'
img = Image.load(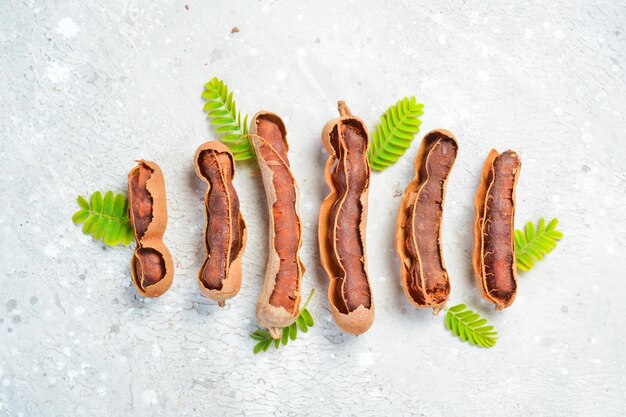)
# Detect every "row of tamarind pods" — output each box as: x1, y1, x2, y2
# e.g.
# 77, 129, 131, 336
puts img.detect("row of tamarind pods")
126, 101, 521, 338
